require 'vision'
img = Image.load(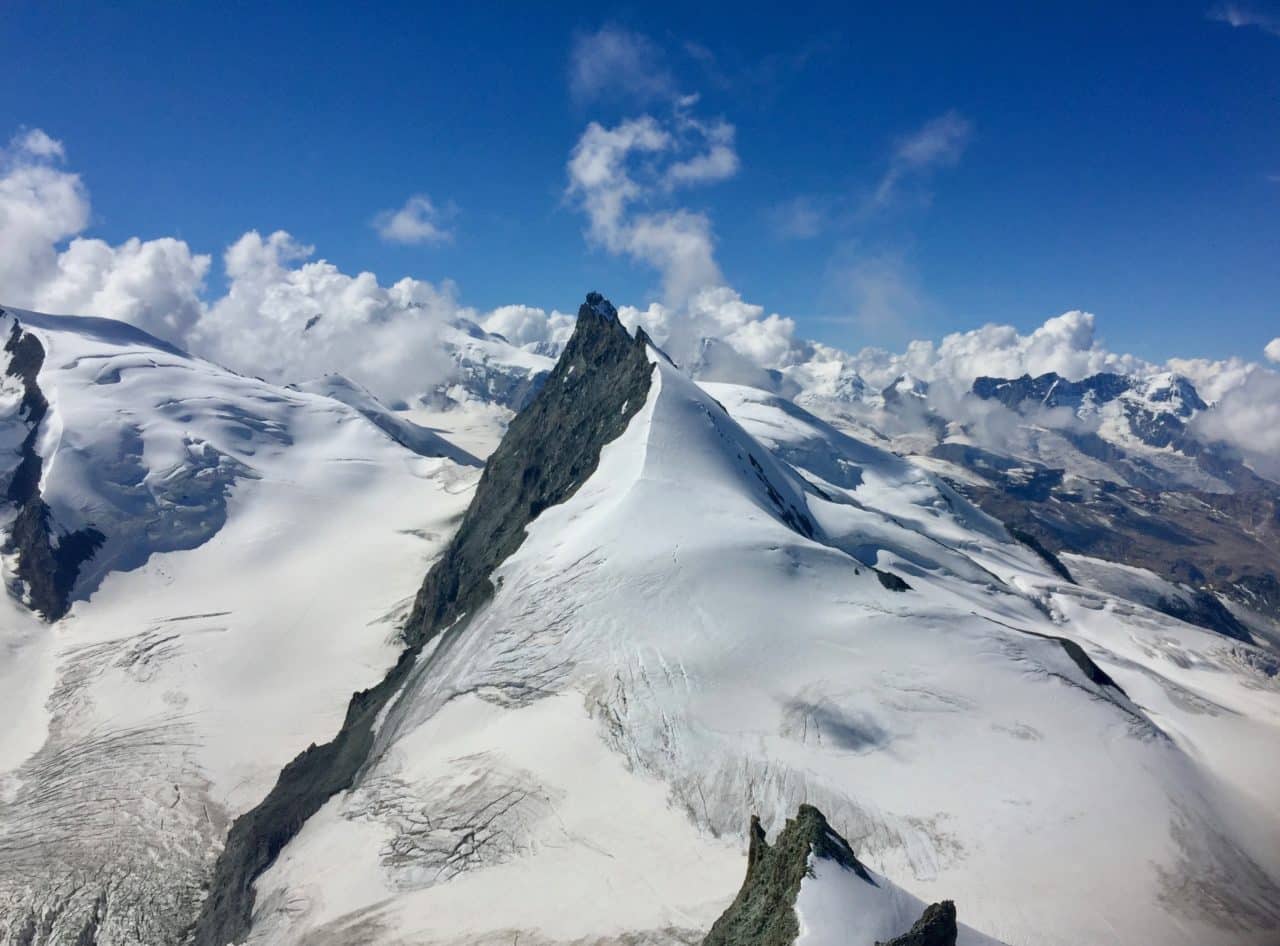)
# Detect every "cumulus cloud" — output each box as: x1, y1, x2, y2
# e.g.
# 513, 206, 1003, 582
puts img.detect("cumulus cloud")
1265, 337, 1280, 363
0, 129, 209, 339
1, 129, 90, 302
1193, 367, 1280, 478
840, 310, 1147, 395
873, 110, 972, 208
566, 106, 738, 304
34, 236, 210, 338
569, 26, 676, 104
190, 230, 459, 402
1165, 354, 1256, 404
0, 127, 562, 403
617, 285, 805, 375
481, 304, 575, 352
1209, 3, 1280, 36
373, 194, 454, 245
